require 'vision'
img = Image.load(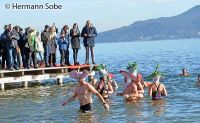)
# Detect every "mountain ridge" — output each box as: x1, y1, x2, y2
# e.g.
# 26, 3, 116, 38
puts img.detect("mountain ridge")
96, 5, 200, 43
